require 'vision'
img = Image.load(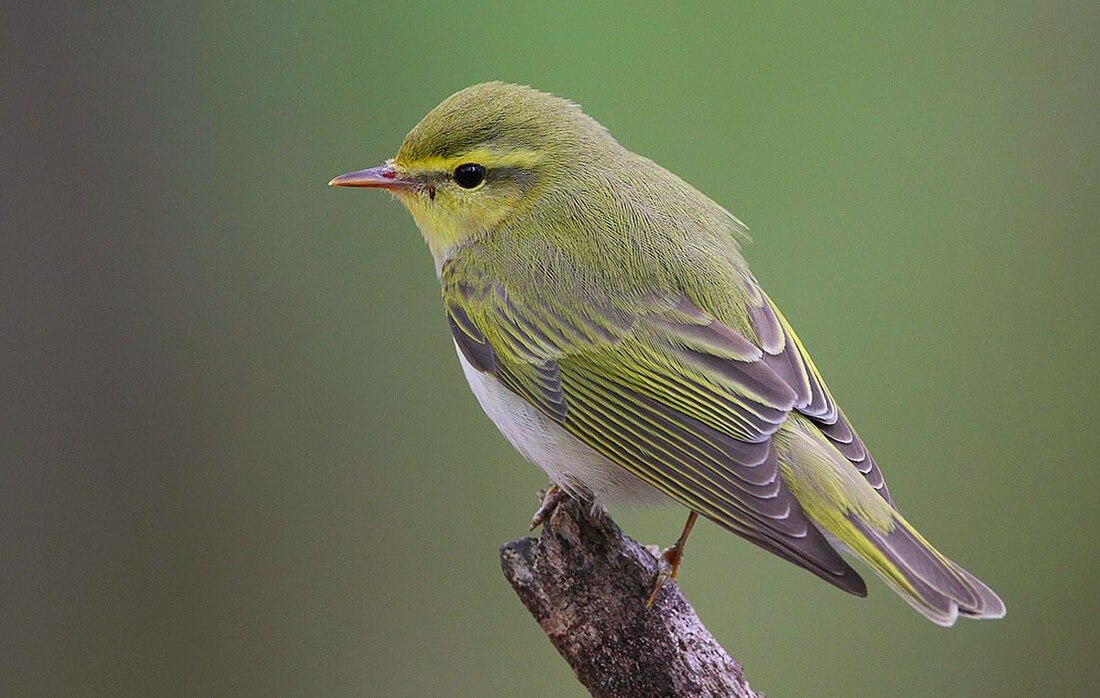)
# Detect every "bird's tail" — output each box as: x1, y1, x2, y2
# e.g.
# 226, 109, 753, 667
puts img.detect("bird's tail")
833, 510, 1006, 626
779, 414, 1005, 626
